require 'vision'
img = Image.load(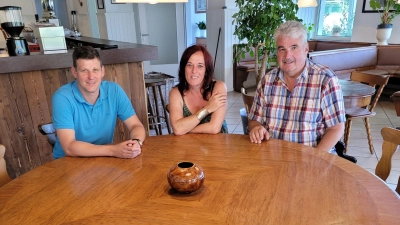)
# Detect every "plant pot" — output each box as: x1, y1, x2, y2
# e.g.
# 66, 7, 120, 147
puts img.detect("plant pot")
376, 24, 393, 45
199, 29, 206, 37
307, 32, 313, 40
167, 161, 205, 193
